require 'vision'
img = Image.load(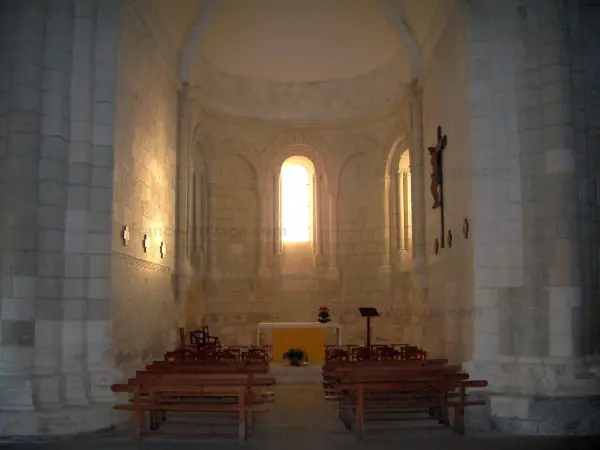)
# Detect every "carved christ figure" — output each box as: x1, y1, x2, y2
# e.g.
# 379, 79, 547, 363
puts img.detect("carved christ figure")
429, 145, 442, 209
